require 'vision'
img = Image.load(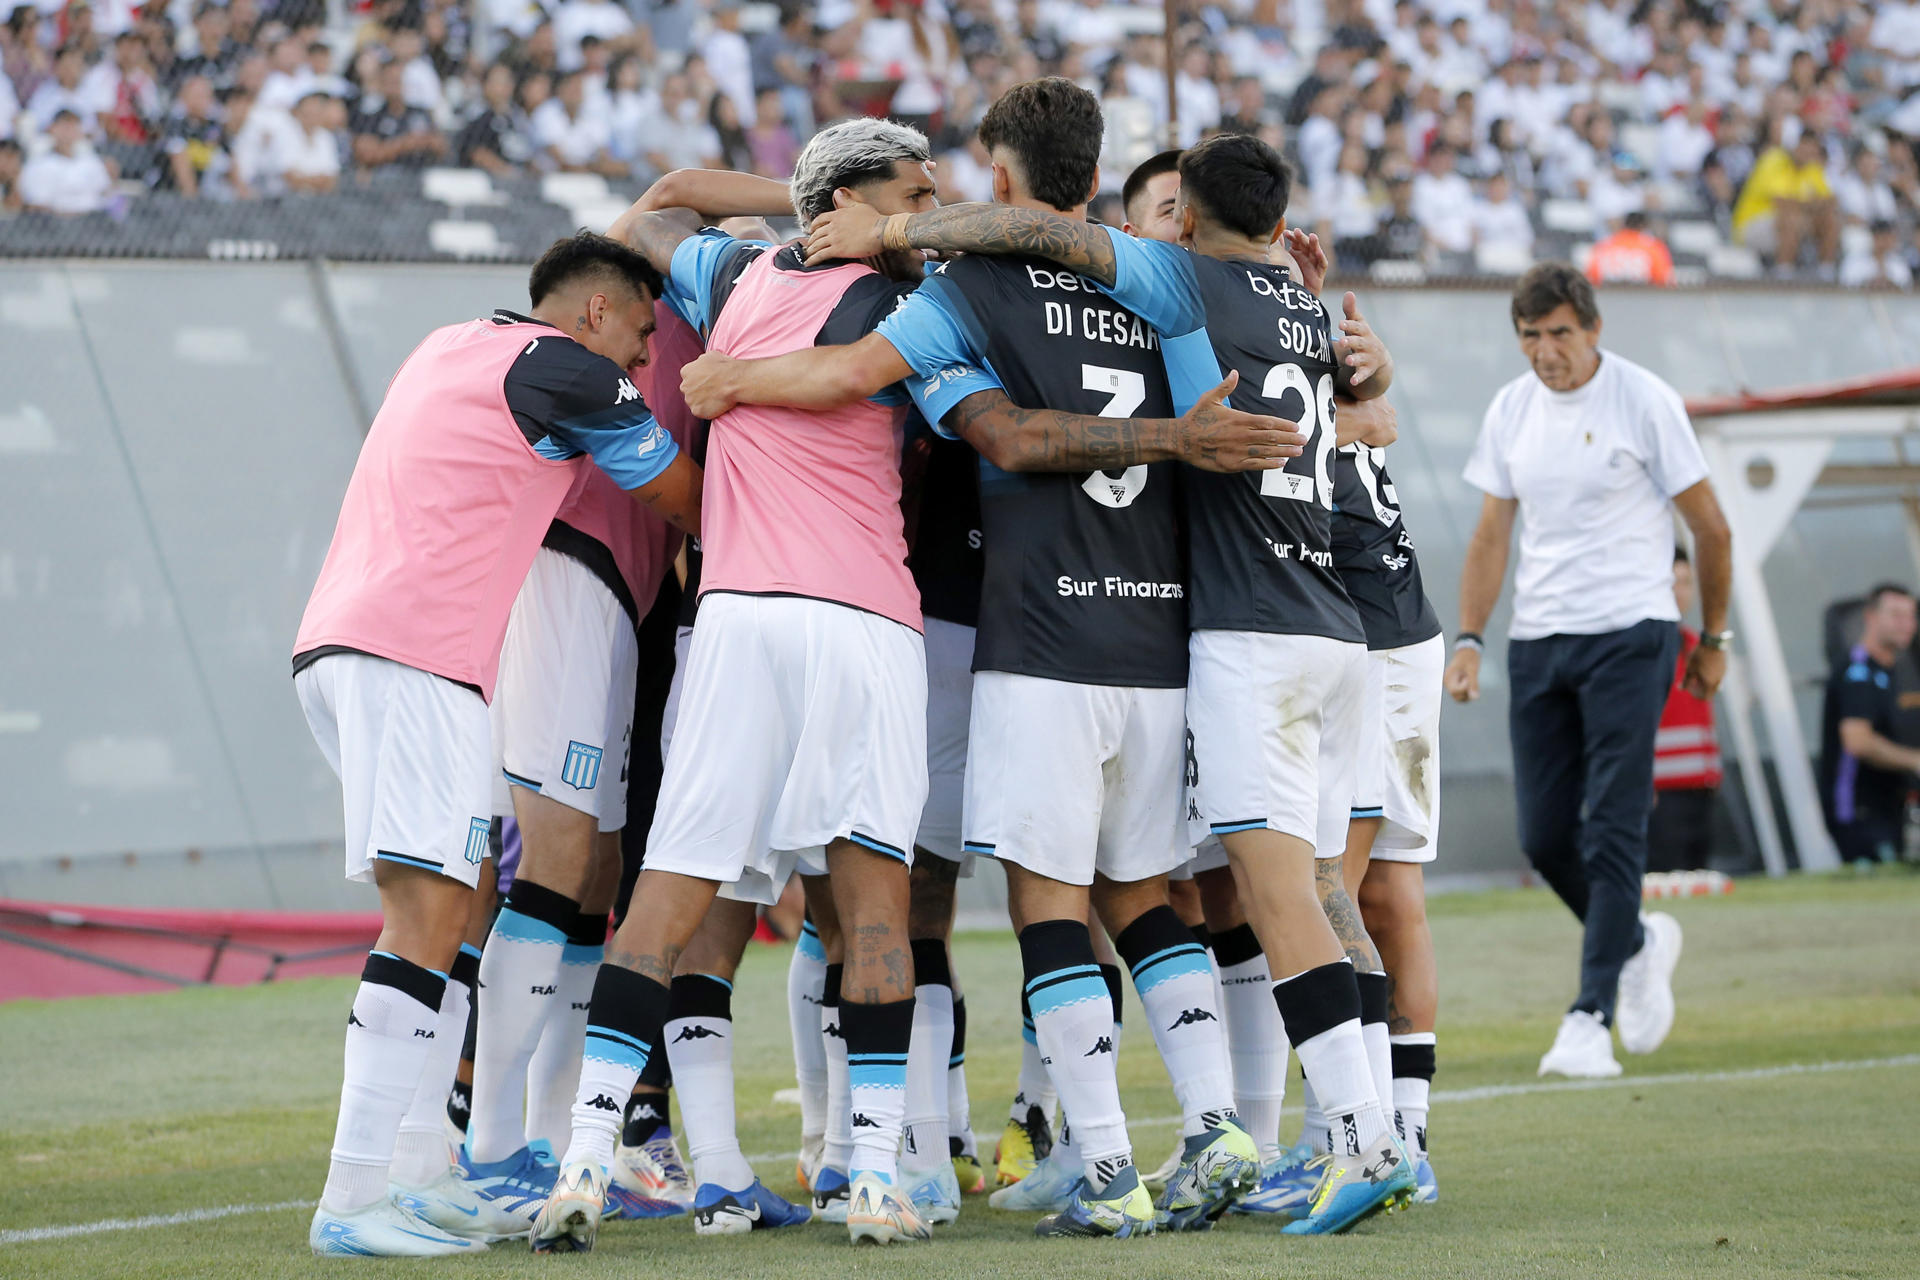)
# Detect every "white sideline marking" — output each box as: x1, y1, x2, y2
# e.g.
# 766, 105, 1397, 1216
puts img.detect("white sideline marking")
6, 1054, 1916, 1246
